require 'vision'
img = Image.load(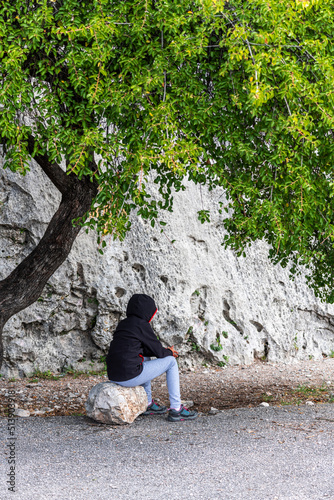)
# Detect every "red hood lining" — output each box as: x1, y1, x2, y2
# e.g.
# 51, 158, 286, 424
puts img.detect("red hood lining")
148, 308, 157, 323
